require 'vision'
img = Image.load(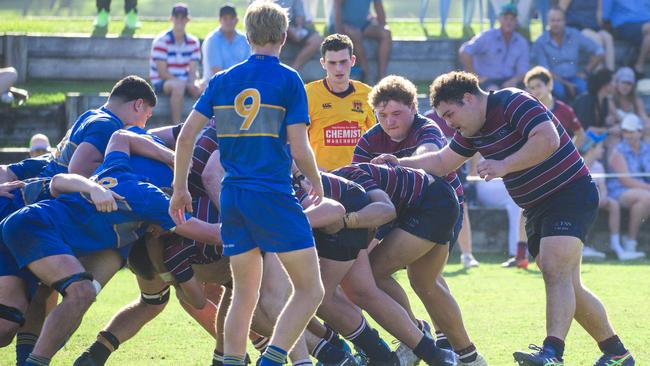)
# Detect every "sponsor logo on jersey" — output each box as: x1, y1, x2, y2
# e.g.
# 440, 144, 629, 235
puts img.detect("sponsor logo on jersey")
324, 120, 362, 146
322, 102, 332, 109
